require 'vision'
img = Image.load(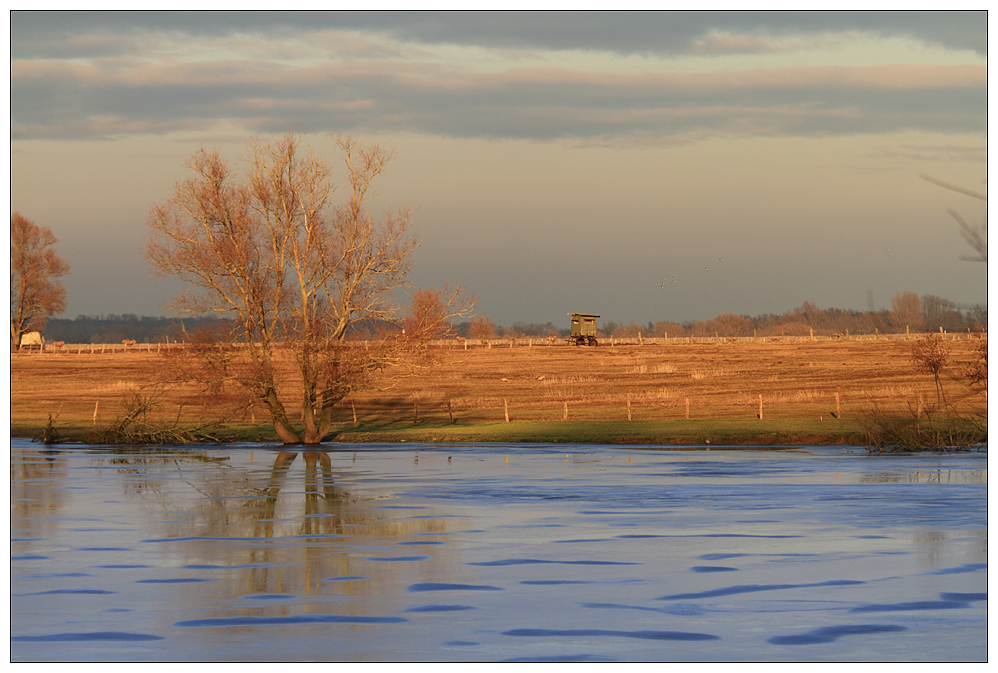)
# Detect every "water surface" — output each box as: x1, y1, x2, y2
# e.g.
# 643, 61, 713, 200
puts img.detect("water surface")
10, 440, 987, 661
